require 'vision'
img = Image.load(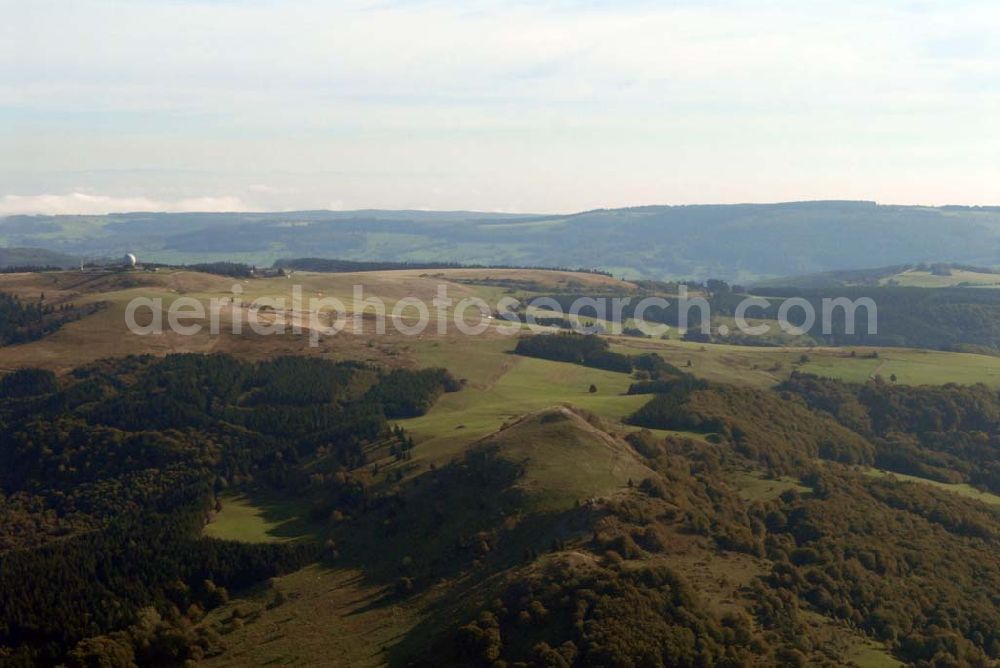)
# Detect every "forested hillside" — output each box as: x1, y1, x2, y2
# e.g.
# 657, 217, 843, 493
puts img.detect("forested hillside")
615, 369, 1000, 665
0, 354, 458, 665
0, 247, 78, 271
4, 201, 1000, 280
781, 372, 1000, 490
0, 292, 99, 346
8, 339, 1000, 665
750, 286, 1000, 351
